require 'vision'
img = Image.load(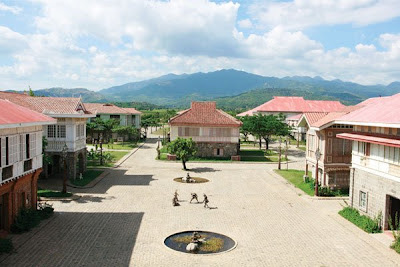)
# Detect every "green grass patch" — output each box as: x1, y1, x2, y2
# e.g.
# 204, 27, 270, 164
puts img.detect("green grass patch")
275, 169, 314, 196
87, 151, 129, 167
104, 142, 138, 150
38, 189, 72, 198
71, 170, 104, 186
391, 238, 400, 254
160, 146, 168, 153
297, 146, 306, 151
339, 207, 382, 233
290, 139, 306, 146
0, 238, 13, 254
152, 127, 170, 135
